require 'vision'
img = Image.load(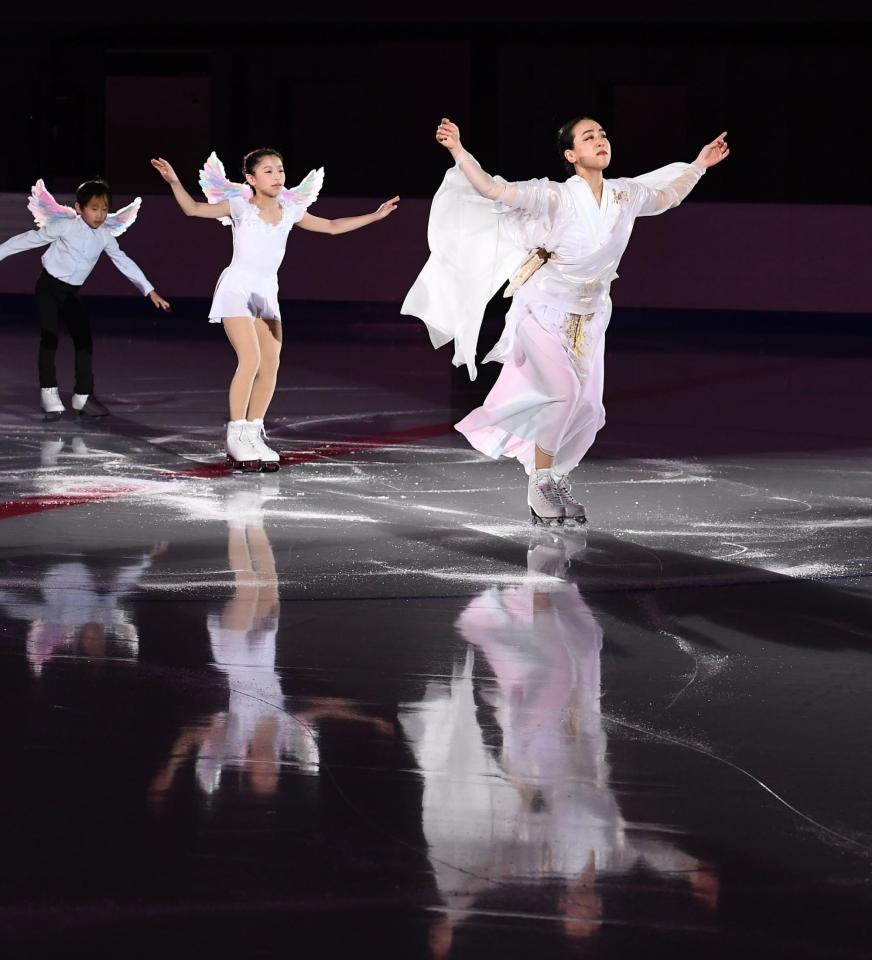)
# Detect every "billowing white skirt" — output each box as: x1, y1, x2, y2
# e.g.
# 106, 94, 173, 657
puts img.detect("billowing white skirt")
455, 298, 607, 476
208, 267, 281, 323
